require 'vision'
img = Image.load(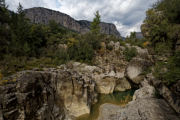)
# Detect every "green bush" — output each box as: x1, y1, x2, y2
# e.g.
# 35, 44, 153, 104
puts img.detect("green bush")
123, 47, 137, 61
68, 38, 94, 63
52, 48, 69, 65
154, 52, 180, 86
154, 42, 171, 55
0, 55, 27, 76
106, 44, 113, 51
119, 40, 126, 47
83, 33, 101, 50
